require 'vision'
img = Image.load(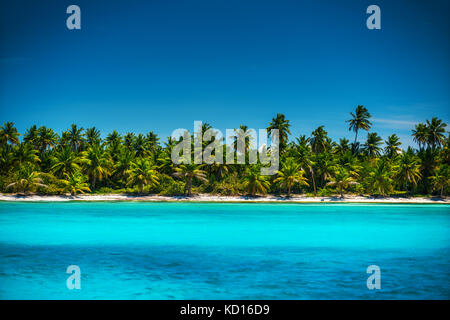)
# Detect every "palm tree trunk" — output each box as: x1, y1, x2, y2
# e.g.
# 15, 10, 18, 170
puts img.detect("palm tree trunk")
187, 177, 192, 196
354, 129, 358, 145
441, 185, 444, 198
310, 167, 317, 195
287, 184, 291, 197
340, 185, 343, 198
